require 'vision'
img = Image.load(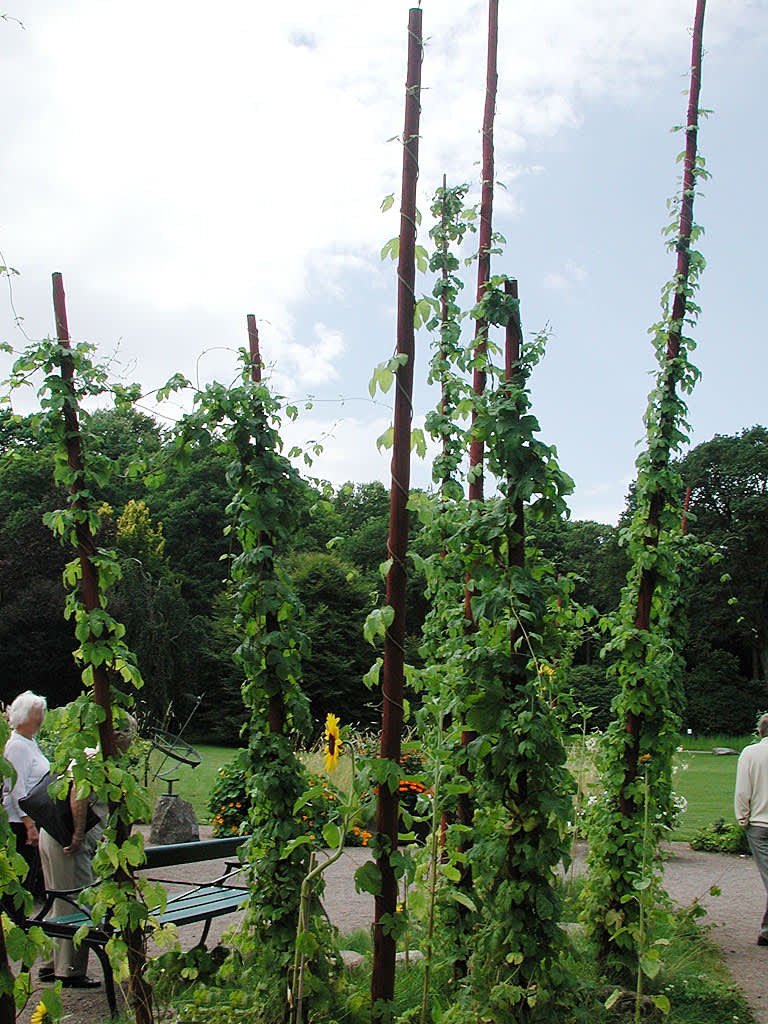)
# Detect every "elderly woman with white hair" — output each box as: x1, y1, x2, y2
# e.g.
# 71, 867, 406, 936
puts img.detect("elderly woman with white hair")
2, 690, 50, 898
